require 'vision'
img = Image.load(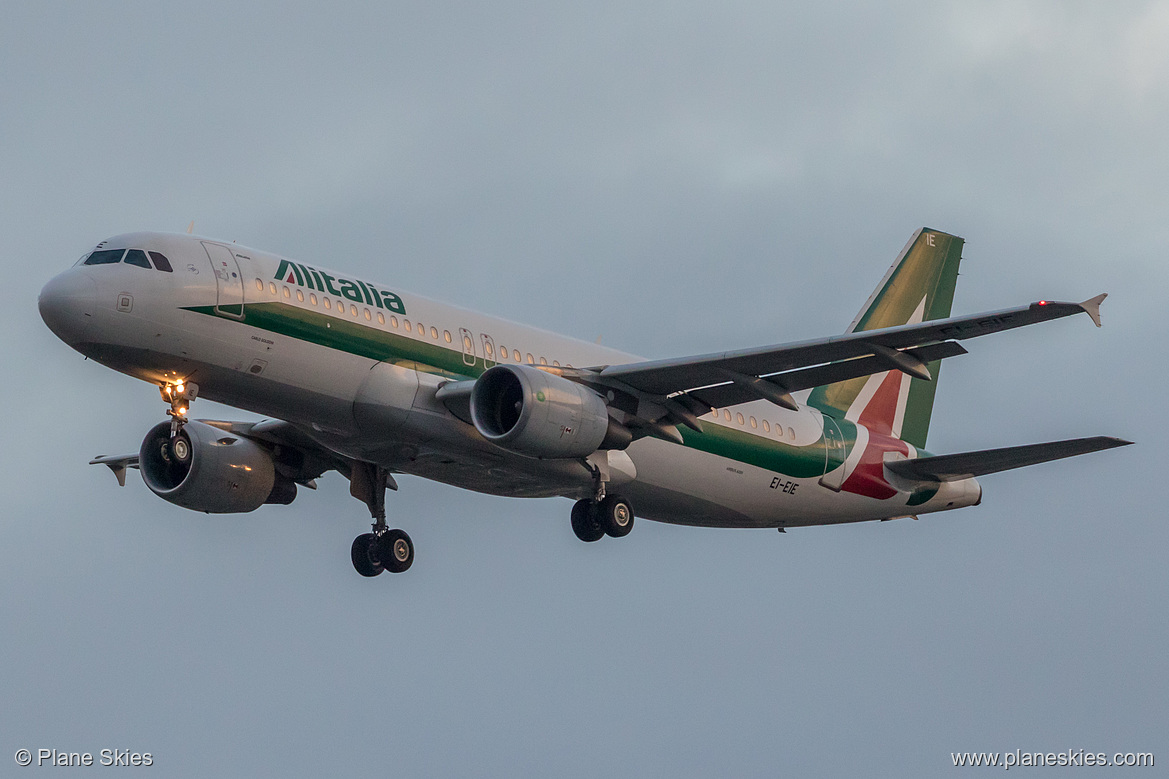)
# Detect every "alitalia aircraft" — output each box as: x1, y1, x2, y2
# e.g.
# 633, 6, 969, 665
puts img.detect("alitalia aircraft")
39, 228, 1130, 577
